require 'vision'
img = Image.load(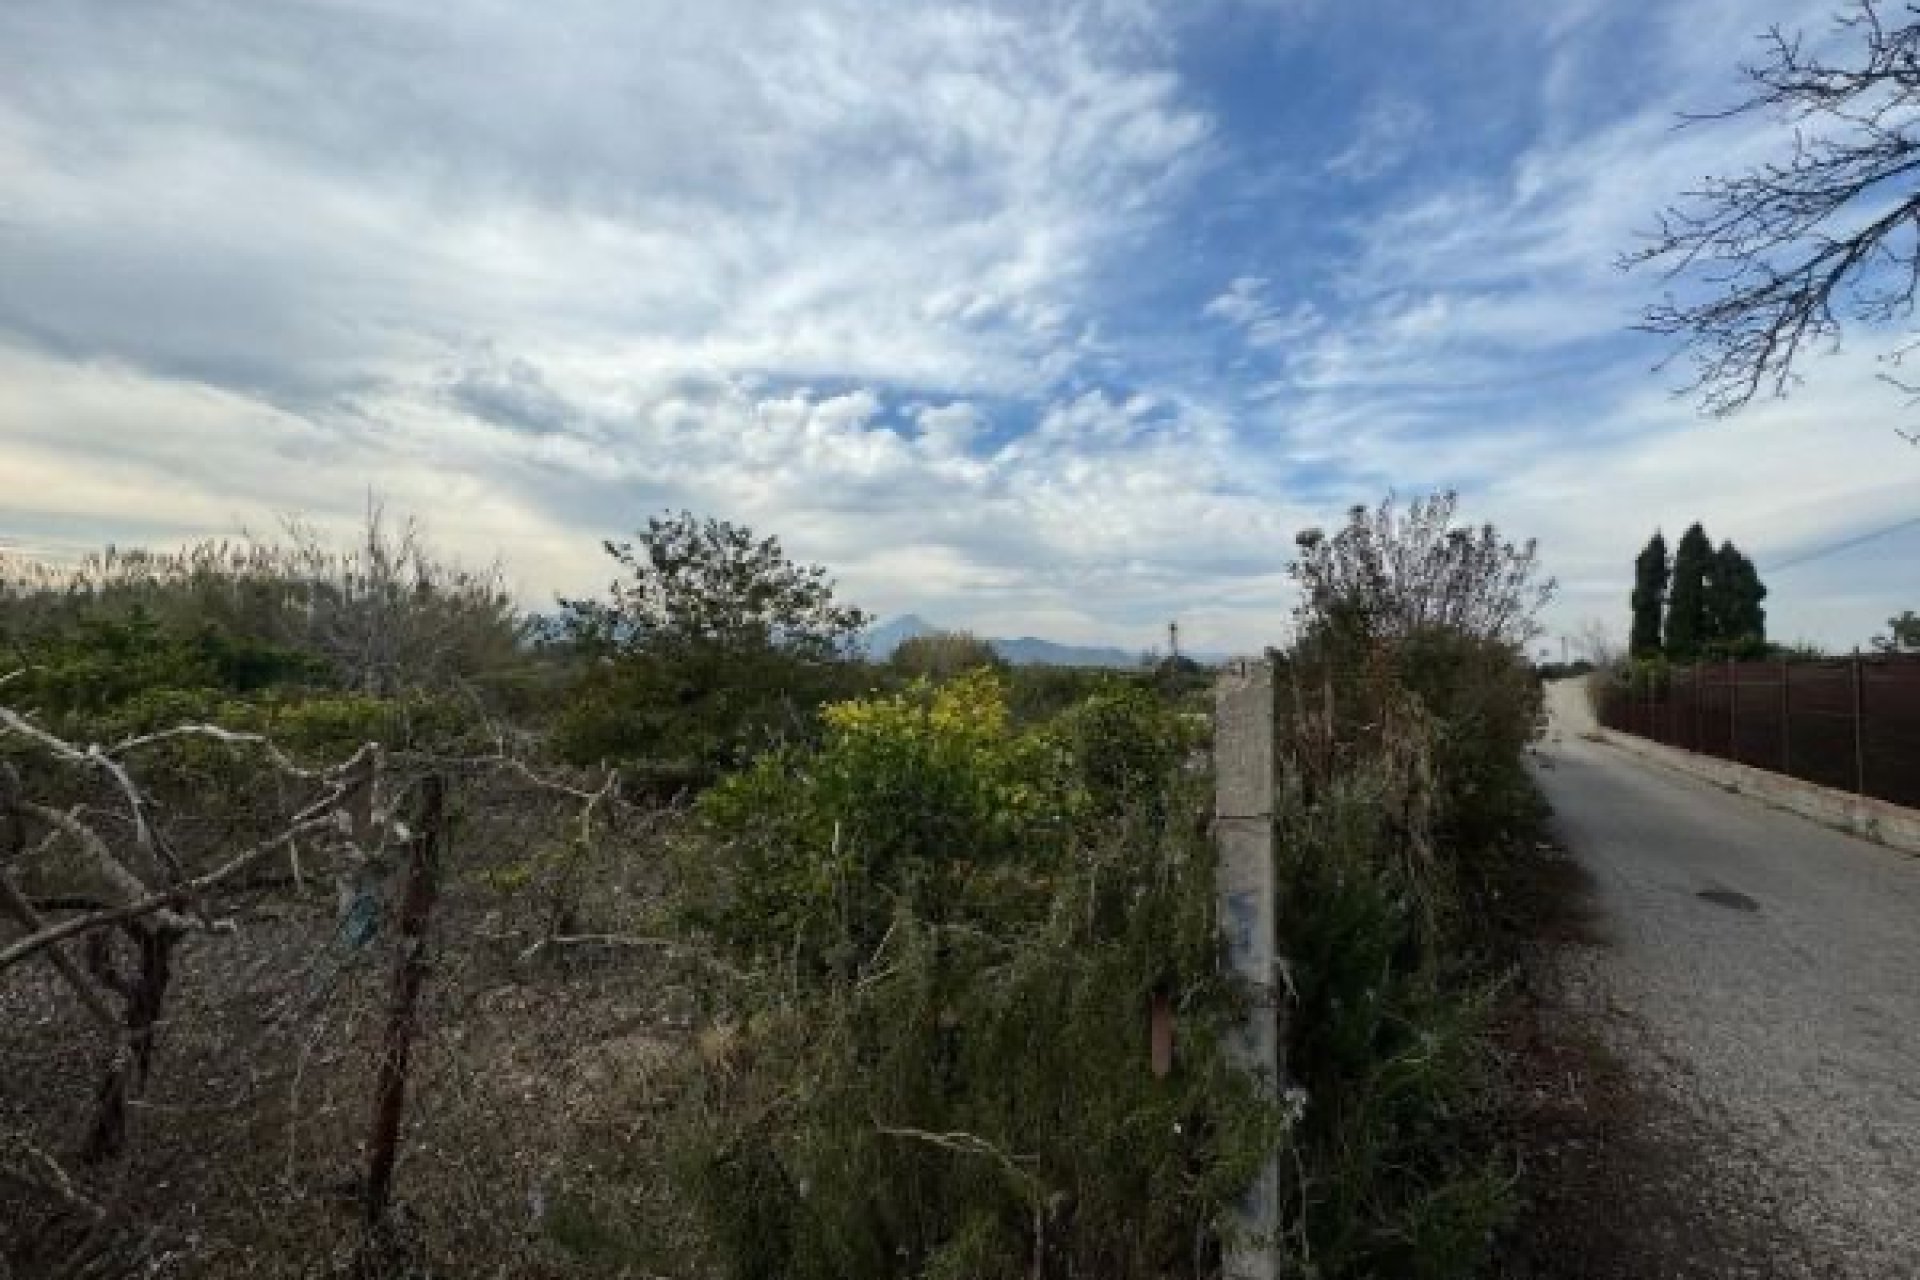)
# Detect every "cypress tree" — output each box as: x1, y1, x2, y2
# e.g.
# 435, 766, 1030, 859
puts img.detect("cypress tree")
1665, 523, 1714, 661
1630, 531, 1669, 657
1712, 541, 1767, 655
1705, 541, 1737, 651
